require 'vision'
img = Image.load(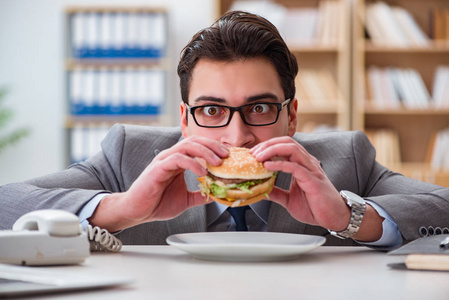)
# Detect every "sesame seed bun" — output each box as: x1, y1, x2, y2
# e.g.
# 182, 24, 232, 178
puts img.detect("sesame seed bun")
207, 147, 274, 180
